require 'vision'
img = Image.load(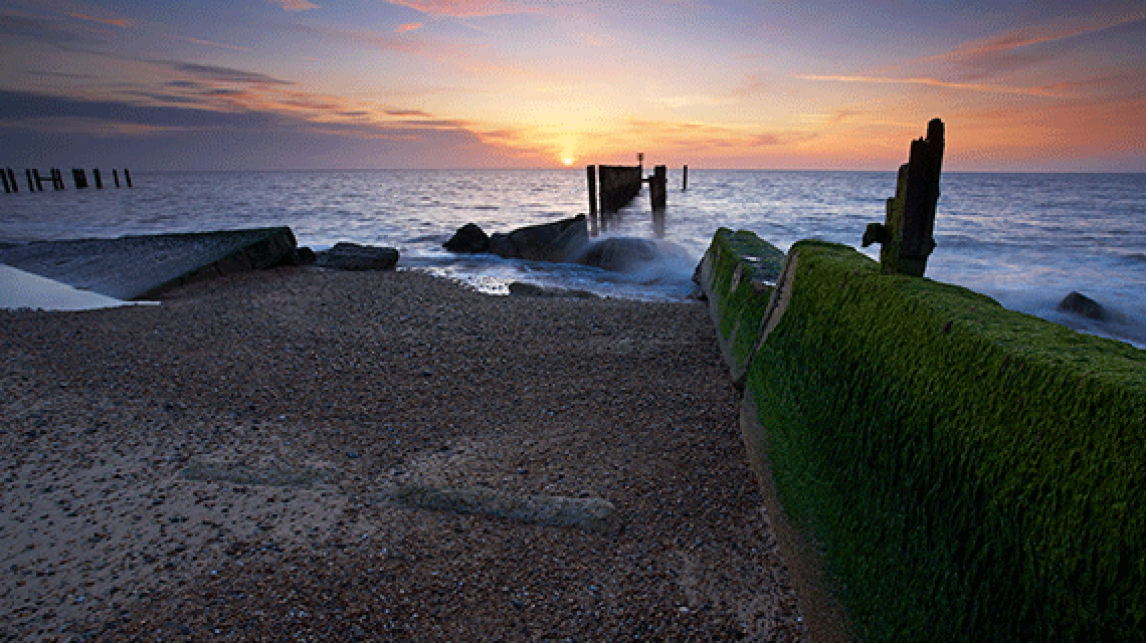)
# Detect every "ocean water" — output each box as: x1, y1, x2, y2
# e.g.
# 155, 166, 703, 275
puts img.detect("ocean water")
1, 169, 1144, 347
